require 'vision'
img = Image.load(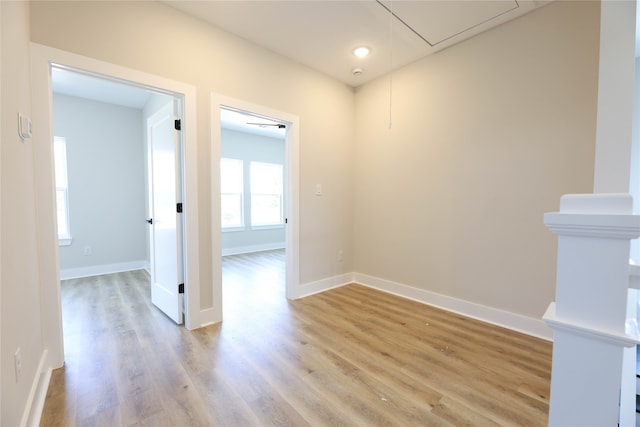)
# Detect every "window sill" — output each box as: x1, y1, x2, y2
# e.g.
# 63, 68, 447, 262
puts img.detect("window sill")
59, 238, 72, 247
222, 227, 245, 233
251, 224, 284, 231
